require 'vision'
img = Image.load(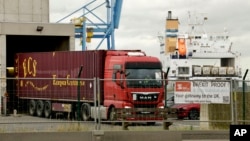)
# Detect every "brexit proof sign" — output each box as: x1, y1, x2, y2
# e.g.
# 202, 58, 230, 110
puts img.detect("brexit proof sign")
174, 81, 230, 104
230, 125, 250, 141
